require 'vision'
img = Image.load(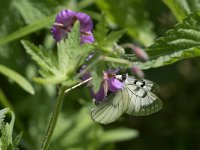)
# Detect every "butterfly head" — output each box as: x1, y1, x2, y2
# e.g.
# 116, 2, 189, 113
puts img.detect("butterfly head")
115, 73, 128, 82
